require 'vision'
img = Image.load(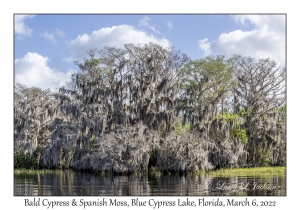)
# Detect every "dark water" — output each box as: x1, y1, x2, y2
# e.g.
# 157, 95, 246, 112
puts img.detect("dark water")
14, 171, 285, 196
